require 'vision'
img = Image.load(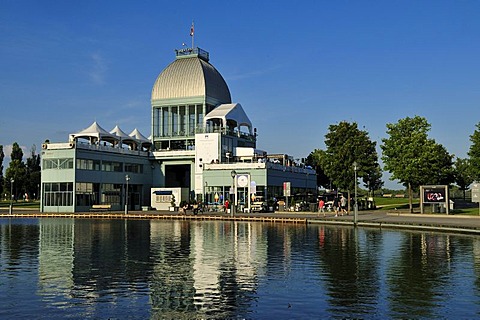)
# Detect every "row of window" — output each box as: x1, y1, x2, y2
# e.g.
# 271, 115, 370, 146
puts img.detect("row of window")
44, 182, 141, 207
152, 105, 212, 138
43, 158, 74, 170
44, 158, 143, 173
